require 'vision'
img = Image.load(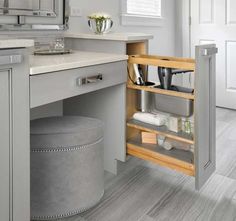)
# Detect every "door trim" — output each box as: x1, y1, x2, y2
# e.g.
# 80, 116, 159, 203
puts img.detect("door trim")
180, 0, 191, 58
